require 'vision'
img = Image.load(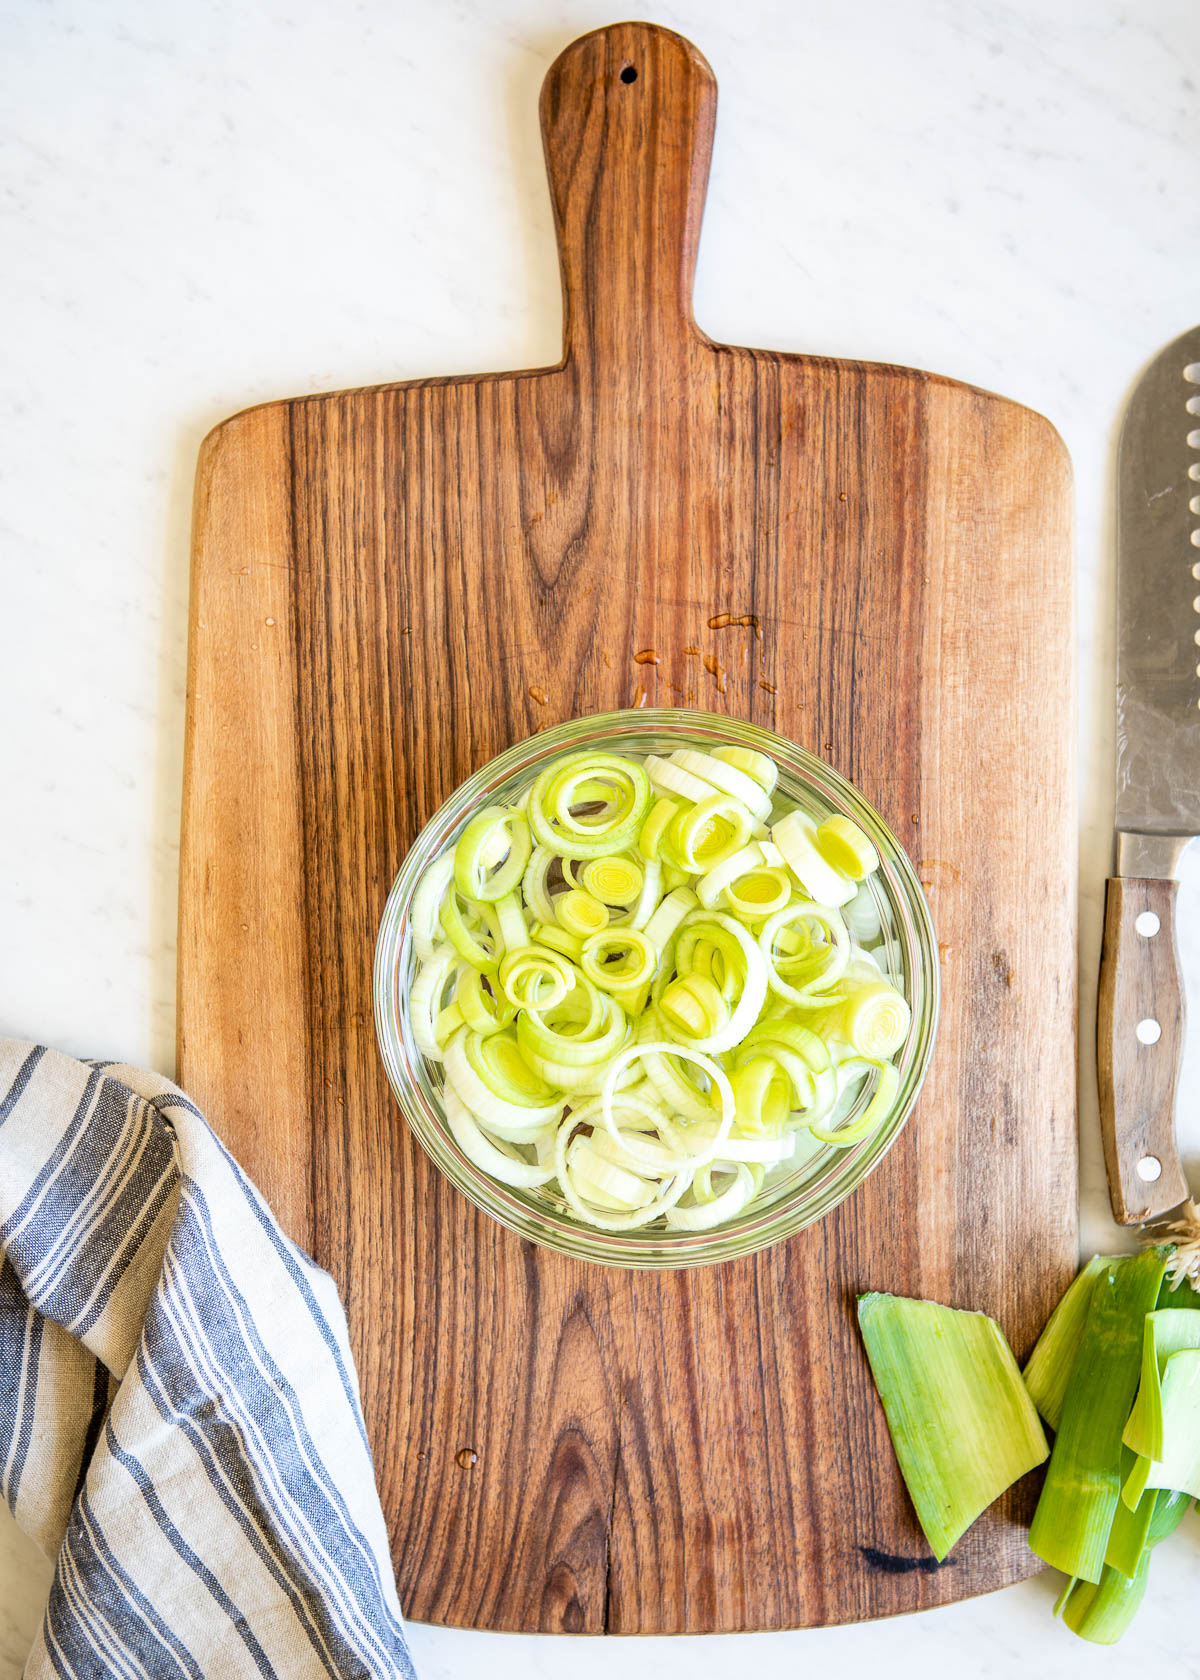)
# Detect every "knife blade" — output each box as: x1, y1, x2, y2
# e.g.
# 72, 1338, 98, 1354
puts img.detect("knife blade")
1098, 324, 1200, 1226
